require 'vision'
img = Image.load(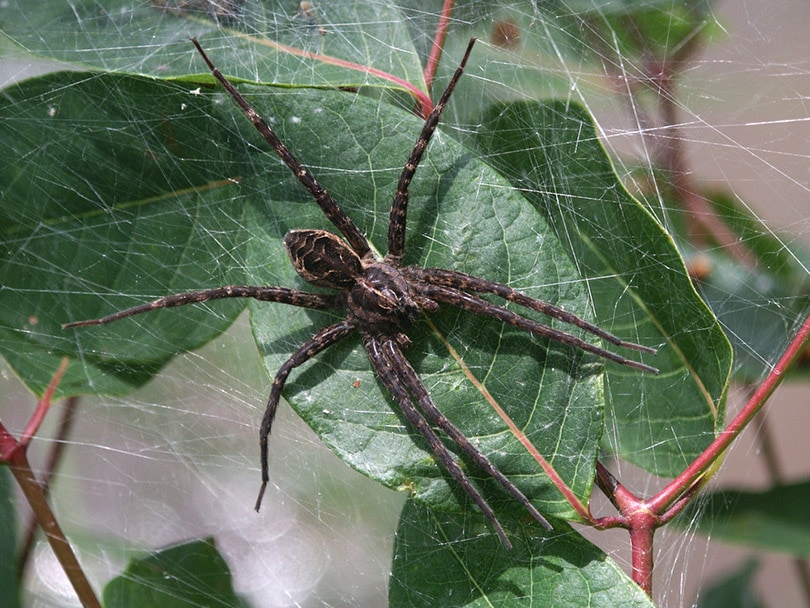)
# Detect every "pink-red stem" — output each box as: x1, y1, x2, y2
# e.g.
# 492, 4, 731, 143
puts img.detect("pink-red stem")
1, 359, 101, 608
592, 312, 810, 595
651, 312, 810, 513
422, 0, 456, 99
